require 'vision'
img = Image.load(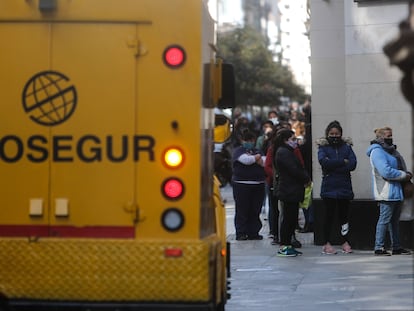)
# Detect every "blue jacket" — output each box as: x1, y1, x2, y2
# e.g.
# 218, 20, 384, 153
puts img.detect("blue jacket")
366, 143, 407, 201
317, 137, 357, 199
